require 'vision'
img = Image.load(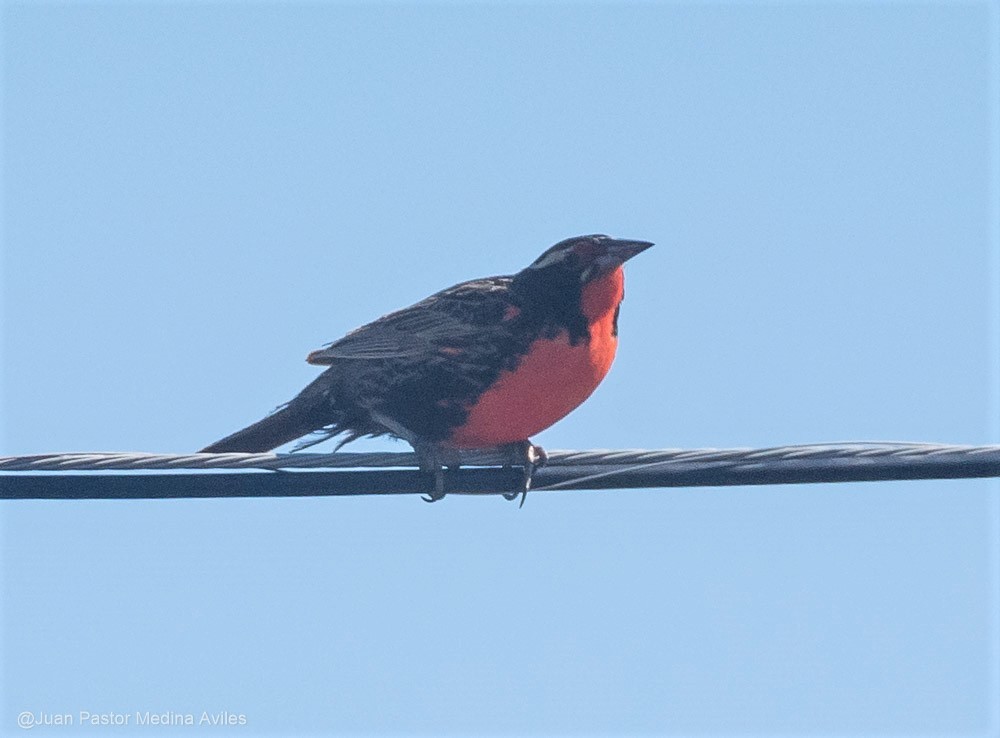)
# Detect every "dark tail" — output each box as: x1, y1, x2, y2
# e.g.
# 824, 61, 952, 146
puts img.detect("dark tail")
200, 402, 324, 453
